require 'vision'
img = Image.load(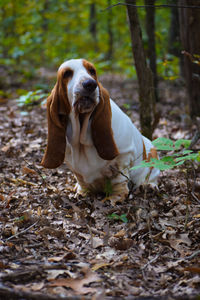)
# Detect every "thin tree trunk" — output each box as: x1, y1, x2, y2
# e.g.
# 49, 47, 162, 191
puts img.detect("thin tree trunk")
89, 2, 98, 51
179, 0, 200, 118
168, 0, 184, 76
41, 0, 49, 63
125, 0, 156, 139
145, 0, 158, 102
107, 0, 113, 61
